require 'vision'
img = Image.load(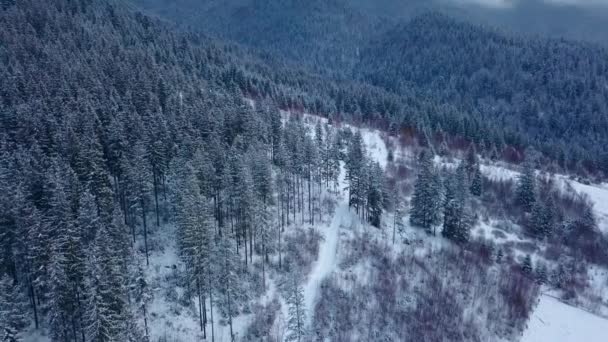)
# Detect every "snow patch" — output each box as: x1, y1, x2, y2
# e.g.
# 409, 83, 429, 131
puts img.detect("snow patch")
522, 295, 608, 342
